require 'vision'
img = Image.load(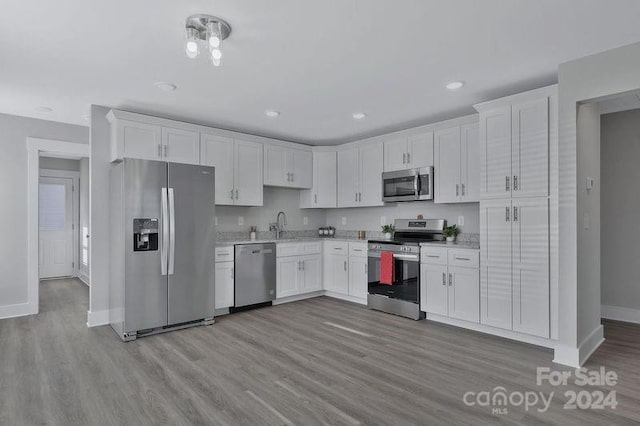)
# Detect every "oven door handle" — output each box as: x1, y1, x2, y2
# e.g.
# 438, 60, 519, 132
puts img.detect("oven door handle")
368, 252, 419, 262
